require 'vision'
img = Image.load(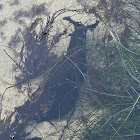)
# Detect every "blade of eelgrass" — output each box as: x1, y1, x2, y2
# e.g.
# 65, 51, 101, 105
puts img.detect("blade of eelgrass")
122, 59, 140, 84
110, 94, 140, 139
